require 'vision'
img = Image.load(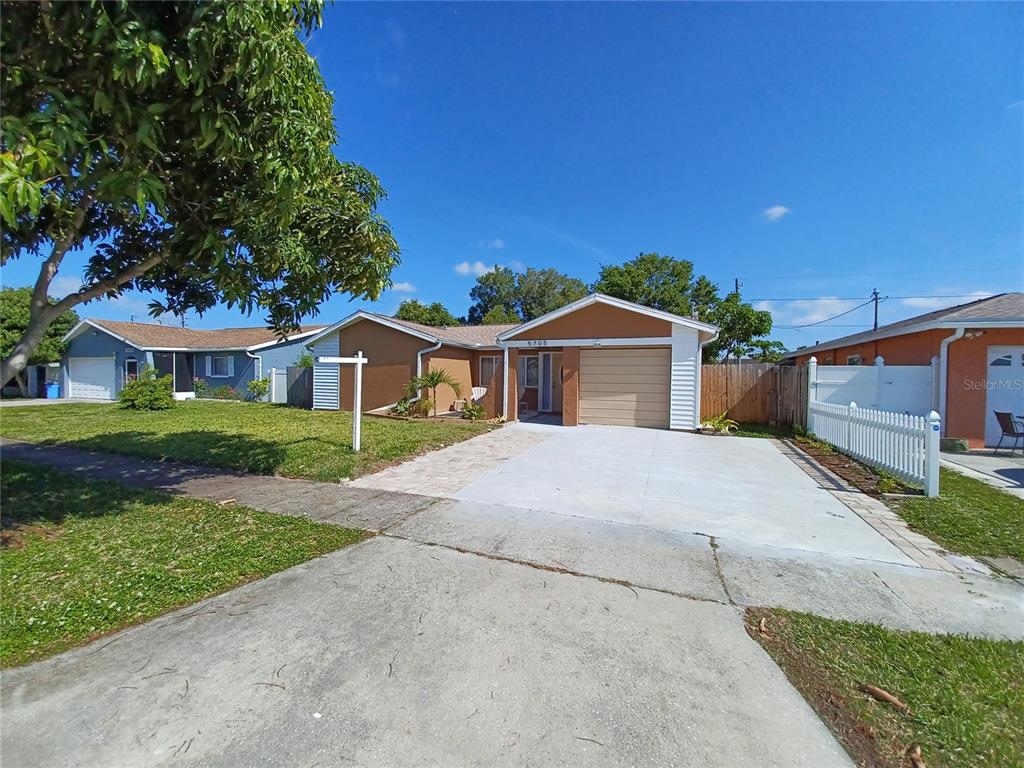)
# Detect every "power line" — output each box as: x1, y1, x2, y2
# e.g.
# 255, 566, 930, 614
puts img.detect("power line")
740, 265, 1020, 281
749, 293, 997, 302
774, 297, 881, 329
